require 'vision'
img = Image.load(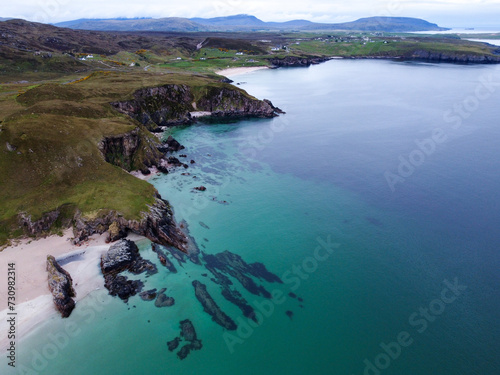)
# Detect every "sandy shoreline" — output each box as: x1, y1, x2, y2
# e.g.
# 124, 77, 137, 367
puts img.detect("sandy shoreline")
217, 66, 269, 77
0, 230, 146, 352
